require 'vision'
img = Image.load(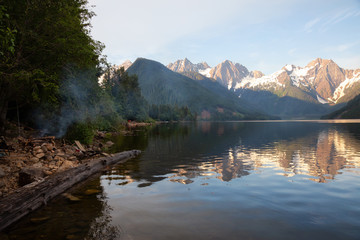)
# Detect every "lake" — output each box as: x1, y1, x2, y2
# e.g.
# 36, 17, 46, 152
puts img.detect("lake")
3, 121, 360, 240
